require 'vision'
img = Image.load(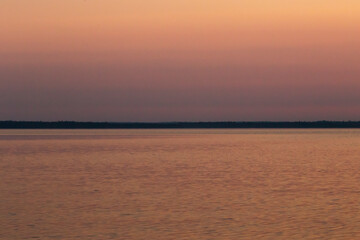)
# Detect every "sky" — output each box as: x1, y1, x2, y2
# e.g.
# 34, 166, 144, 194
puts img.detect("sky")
1, 0, 360, 121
